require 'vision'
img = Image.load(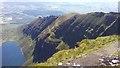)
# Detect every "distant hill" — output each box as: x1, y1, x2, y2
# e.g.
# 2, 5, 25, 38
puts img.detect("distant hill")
20, 12, 119, 64
23, 10, 64, 17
